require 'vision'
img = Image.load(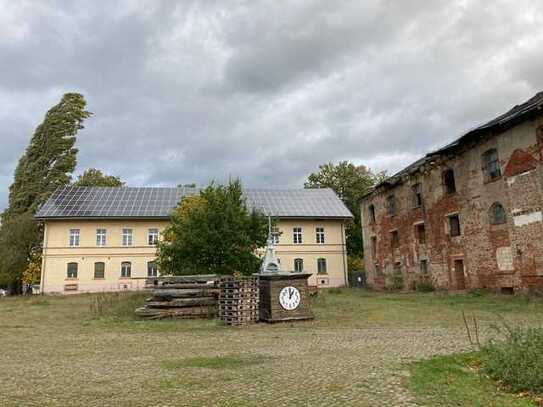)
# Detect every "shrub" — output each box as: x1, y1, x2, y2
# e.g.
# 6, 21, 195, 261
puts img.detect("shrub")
89, 291, 149, 319
481, 326, 543, 394
386, 271, 404, 291
416, 281, 435, 293
468, 288, 490, 297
